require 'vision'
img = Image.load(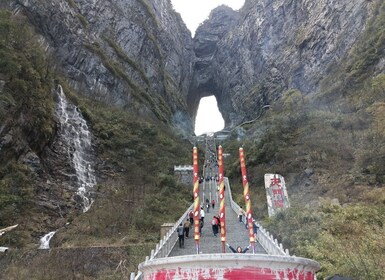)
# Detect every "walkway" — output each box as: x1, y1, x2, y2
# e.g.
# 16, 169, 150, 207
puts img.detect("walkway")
170, 136, 266, 256
169, 183, 266, 256
131, 136, 321, 279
